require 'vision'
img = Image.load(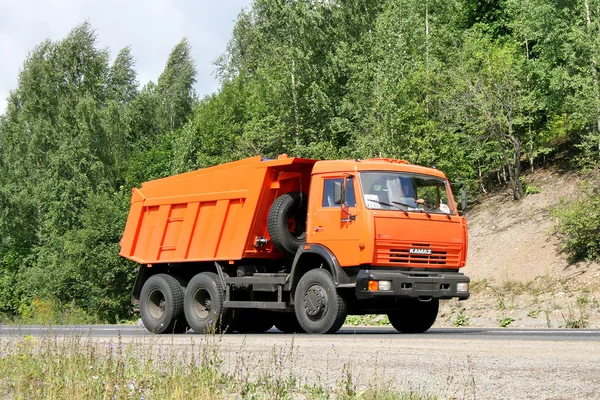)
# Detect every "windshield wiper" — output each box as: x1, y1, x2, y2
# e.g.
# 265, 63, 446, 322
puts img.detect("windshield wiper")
391, 201, 431, 218
369, 199, 408, 216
